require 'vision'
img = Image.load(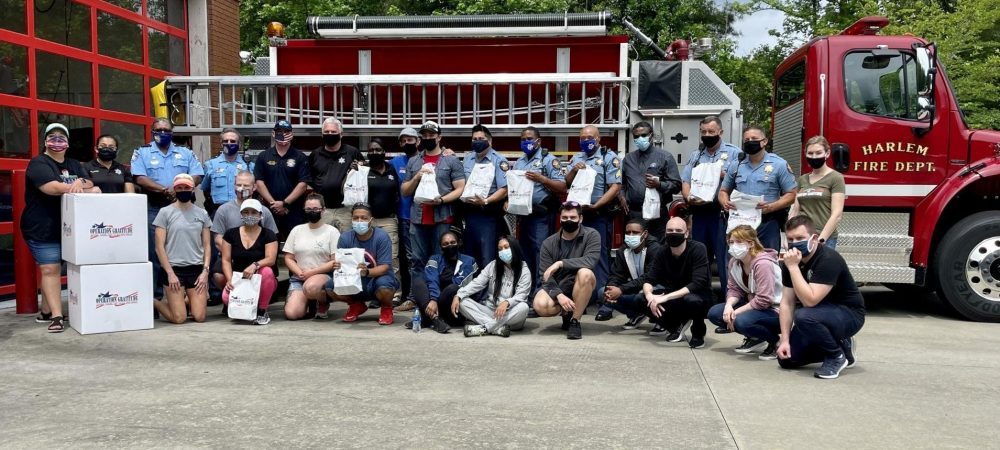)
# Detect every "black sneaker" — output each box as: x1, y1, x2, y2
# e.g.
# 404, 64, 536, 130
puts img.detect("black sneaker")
814, 353, 849, 379
715, 325, 732, 334
665, 320, 693, 343
734, 337, 767, 354
567, 319, 582, 340
689, 336, 706, 349
432, 318, 451, 334
561, 313, 572, 331
368, 300, 382, 309
404, 320, 414, 330
622, 315, 647, 330
648, 324, 669, 336
841, 337, 857, 368
758, 342, 778, 360
594, 308, 613, 321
